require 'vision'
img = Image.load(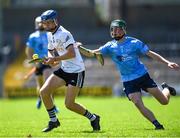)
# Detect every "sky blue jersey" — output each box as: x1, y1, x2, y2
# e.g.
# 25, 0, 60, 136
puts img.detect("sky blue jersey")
26, 31, 48, 59
99, 36, 150, 82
